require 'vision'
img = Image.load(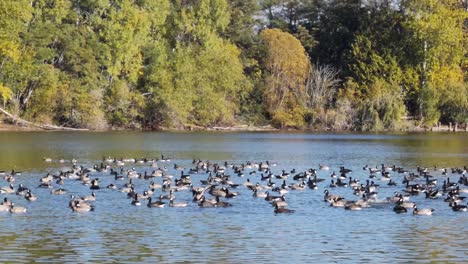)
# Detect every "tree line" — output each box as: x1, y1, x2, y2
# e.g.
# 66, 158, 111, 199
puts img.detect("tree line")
0, 0, 466, 130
